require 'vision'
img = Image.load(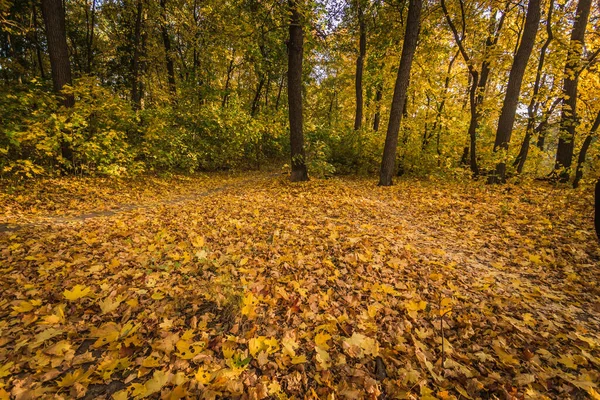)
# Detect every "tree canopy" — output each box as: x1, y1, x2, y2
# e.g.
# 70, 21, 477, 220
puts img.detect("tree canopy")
0, 0, 598, 184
